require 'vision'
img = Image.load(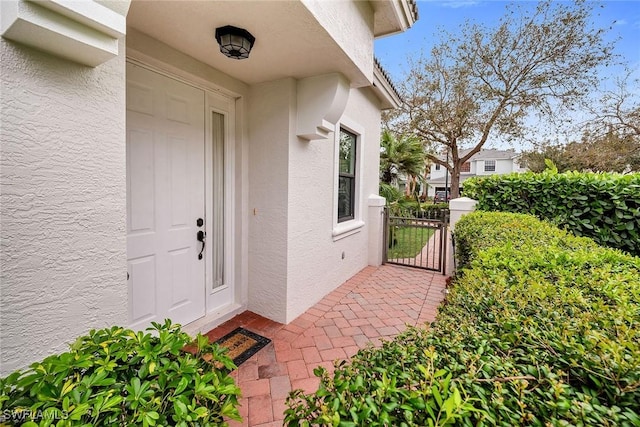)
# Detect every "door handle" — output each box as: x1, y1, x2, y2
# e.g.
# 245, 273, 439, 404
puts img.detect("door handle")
197, 230, 206, 260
